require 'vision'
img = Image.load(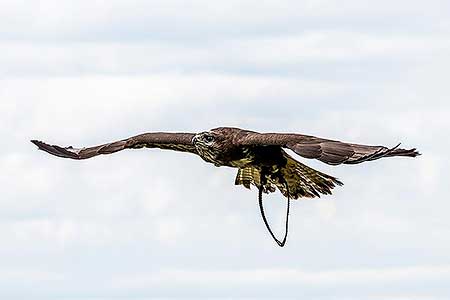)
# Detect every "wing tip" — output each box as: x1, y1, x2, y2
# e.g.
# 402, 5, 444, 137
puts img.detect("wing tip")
391, 146, 421, 158
410, 148, 421, 157
30, 139, 80, 159
30, 139, 48, 151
